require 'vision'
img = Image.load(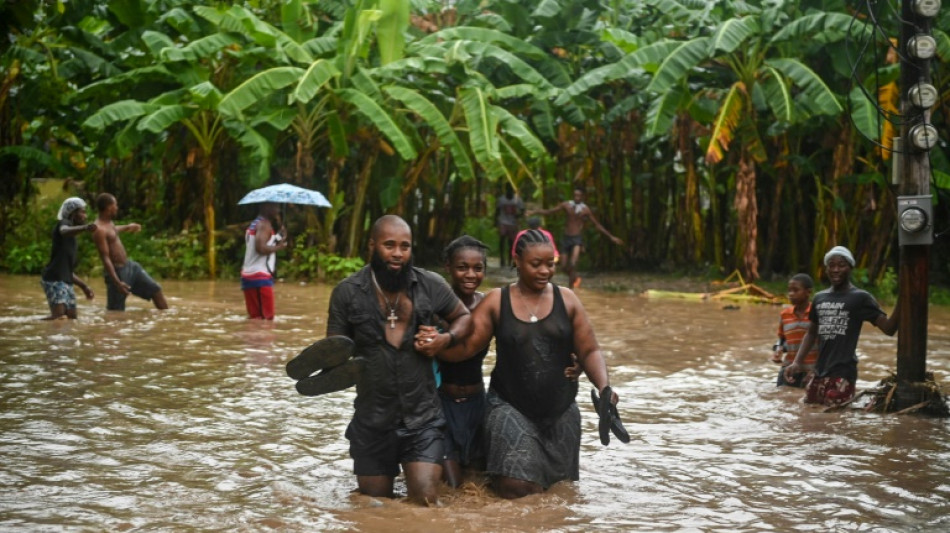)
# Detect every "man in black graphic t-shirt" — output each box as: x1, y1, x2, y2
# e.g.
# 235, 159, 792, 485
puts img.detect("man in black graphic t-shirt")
784, 246, 899, 406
